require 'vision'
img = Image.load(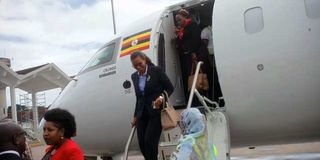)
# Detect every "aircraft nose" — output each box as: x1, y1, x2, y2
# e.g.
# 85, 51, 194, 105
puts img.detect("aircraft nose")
36, 119, 45, 143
